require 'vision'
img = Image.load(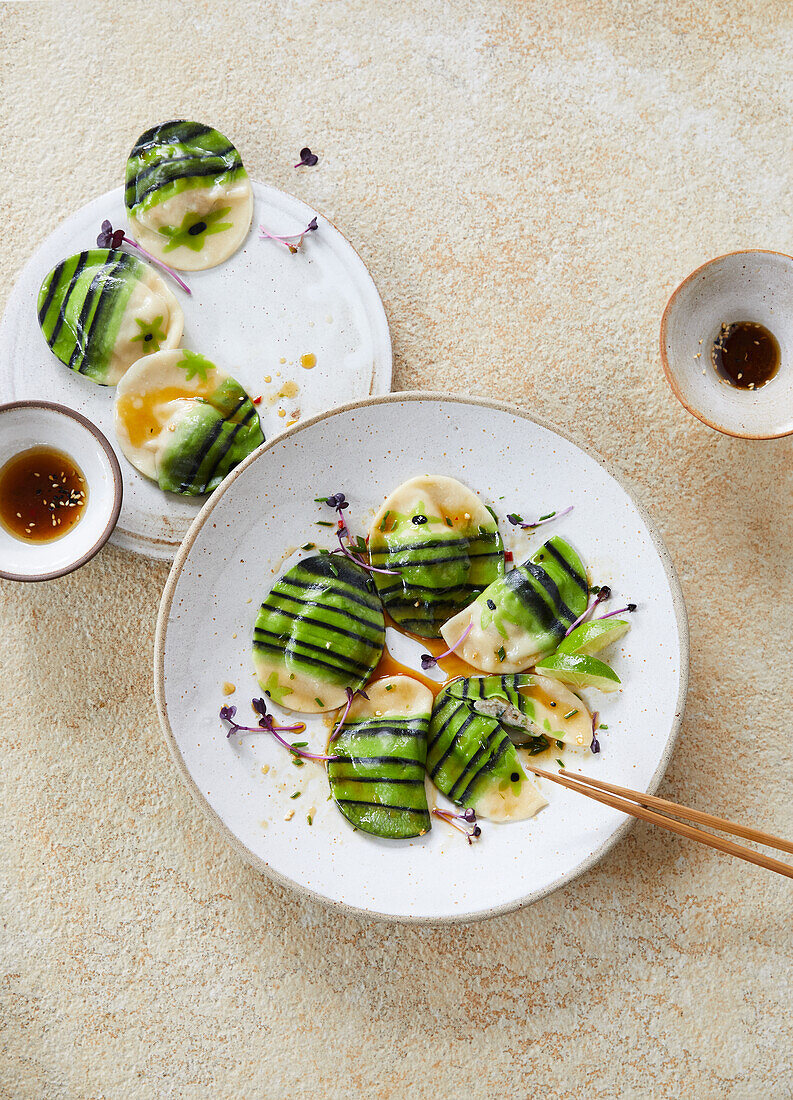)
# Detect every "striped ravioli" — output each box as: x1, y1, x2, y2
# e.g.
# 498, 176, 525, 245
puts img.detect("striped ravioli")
253, 554, 385, 713
440, 535, 589, 673
445, 674, 592, 750
428, 680, 547, 822
125, 120, 253, 271
37, 249, 183, 385
328, 676, 432, 839
368, 474, 505, 637
114, 349, 263, 494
